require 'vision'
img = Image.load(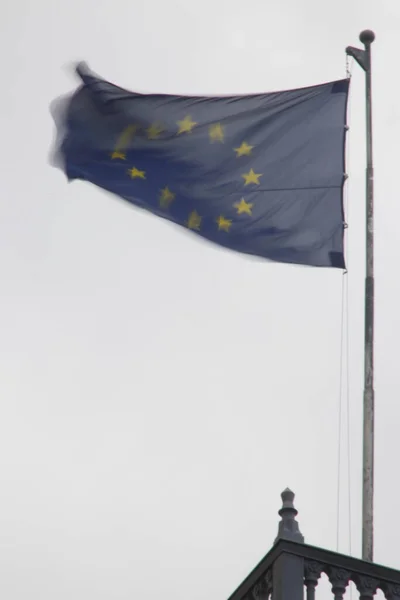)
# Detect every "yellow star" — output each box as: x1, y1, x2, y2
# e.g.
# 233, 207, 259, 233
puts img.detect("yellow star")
111, 151, 126, 160
216, 215, 232, 232
118, 124, 137, 141
234, 197, 253, 216
209, 123, 224, 143
111, 125, 137, 159
177, 115, 197, 134
159, 186, 175, 209
128, 167, 146, 179
234, 141, 253, 157
242, 168, 262, 186
146, 122, 164, 139
187, 210, 202, 230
